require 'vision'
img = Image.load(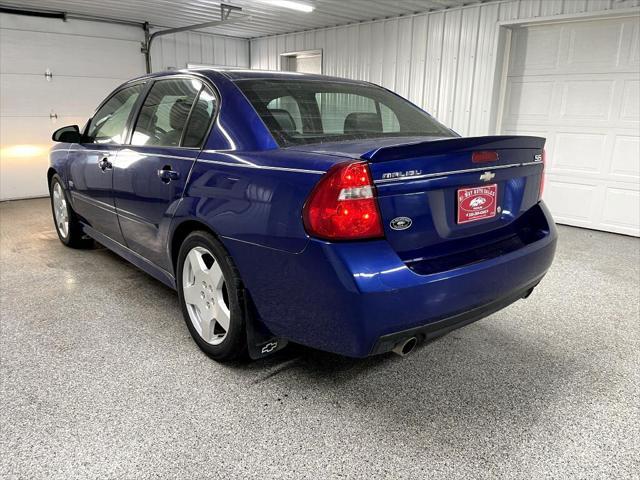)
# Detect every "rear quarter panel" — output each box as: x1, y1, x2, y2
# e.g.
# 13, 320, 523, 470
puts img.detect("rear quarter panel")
171, 70, 339, 255
175, 149, 330, 254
